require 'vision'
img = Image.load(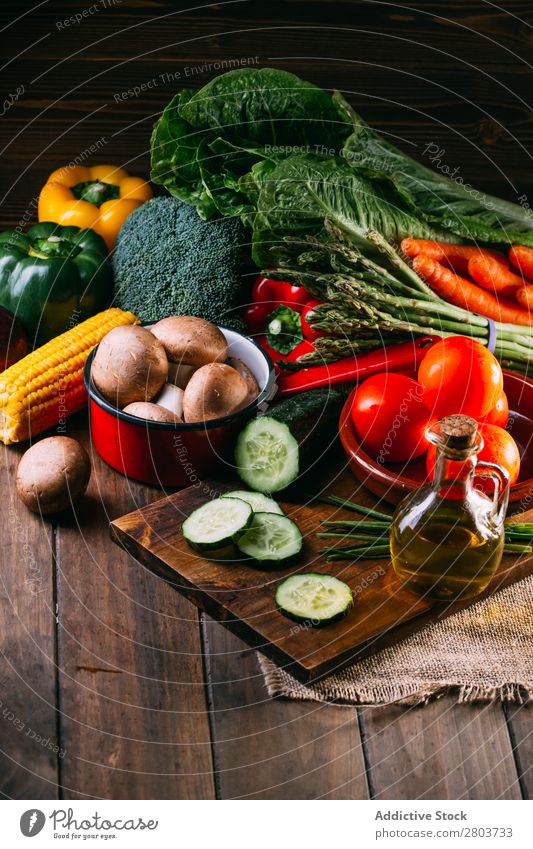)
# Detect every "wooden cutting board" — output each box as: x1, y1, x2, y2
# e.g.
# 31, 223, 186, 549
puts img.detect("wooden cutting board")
110, 468, 533, 683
